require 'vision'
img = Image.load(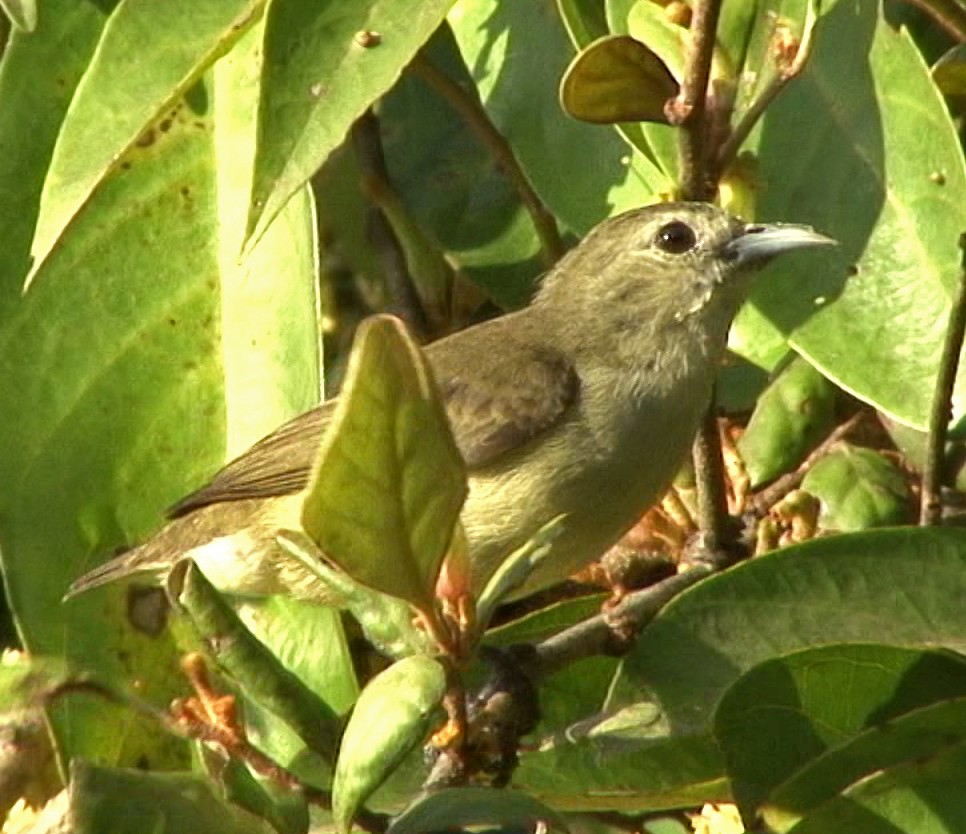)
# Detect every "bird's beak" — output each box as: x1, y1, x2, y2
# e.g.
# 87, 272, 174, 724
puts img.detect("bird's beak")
723, 222, 837, 267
